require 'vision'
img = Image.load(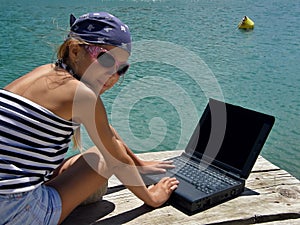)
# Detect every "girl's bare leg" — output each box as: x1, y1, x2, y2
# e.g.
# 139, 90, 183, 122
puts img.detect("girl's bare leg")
46, 147, 111, 224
